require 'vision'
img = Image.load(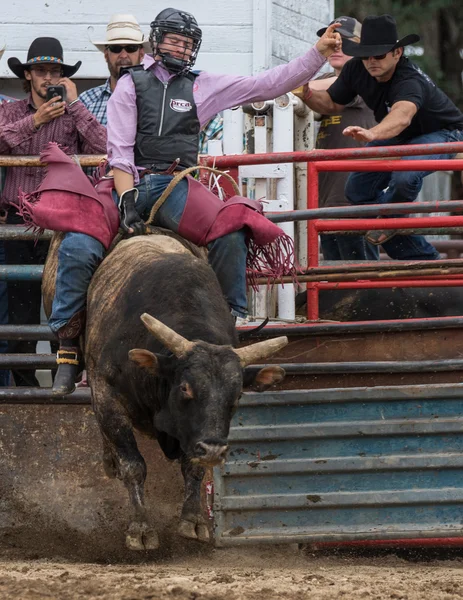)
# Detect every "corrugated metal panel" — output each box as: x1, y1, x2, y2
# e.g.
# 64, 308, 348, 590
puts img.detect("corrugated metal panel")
214, 383, 463, 546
